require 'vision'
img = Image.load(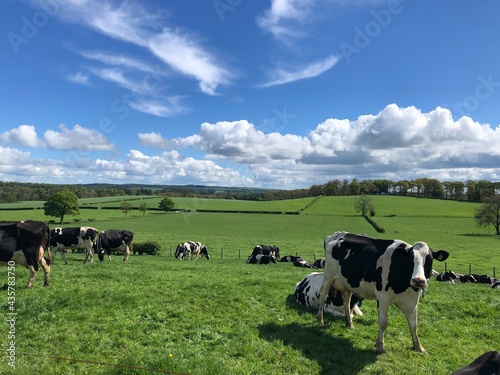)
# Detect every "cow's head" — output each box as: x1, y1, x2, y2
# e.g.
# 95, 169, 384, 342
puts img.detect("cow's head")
200, 246, 210, 260
273, 246, 280, 260
97, 250, 105, 261
400, 242, 449, 289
